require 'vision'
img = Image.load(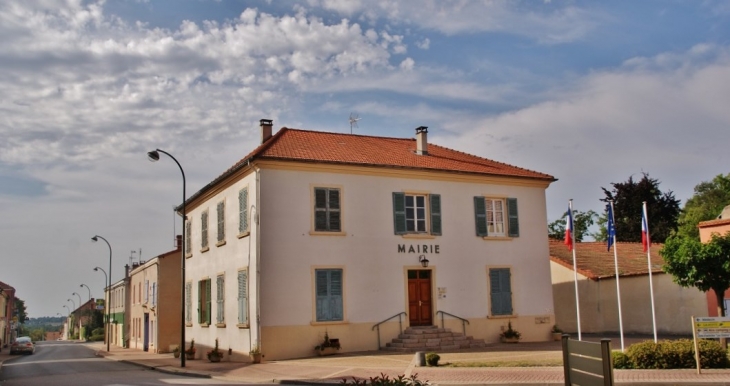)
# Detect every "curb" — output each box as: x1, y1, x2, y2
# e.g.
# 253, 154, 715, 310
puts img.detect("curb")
118, 359, 212, 379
